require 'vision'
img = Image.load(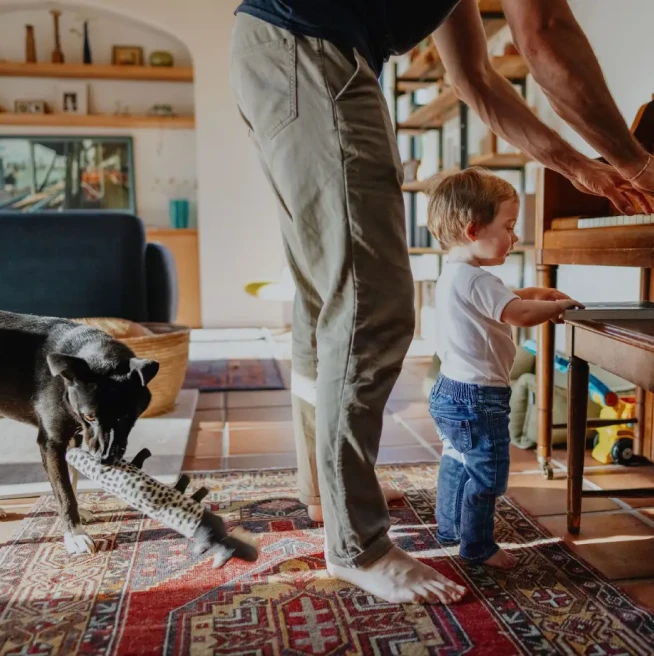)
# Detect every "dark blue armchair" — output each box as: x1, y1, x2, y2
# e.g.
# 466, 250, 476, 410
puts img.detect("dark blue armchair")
0, 211, 178, 322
